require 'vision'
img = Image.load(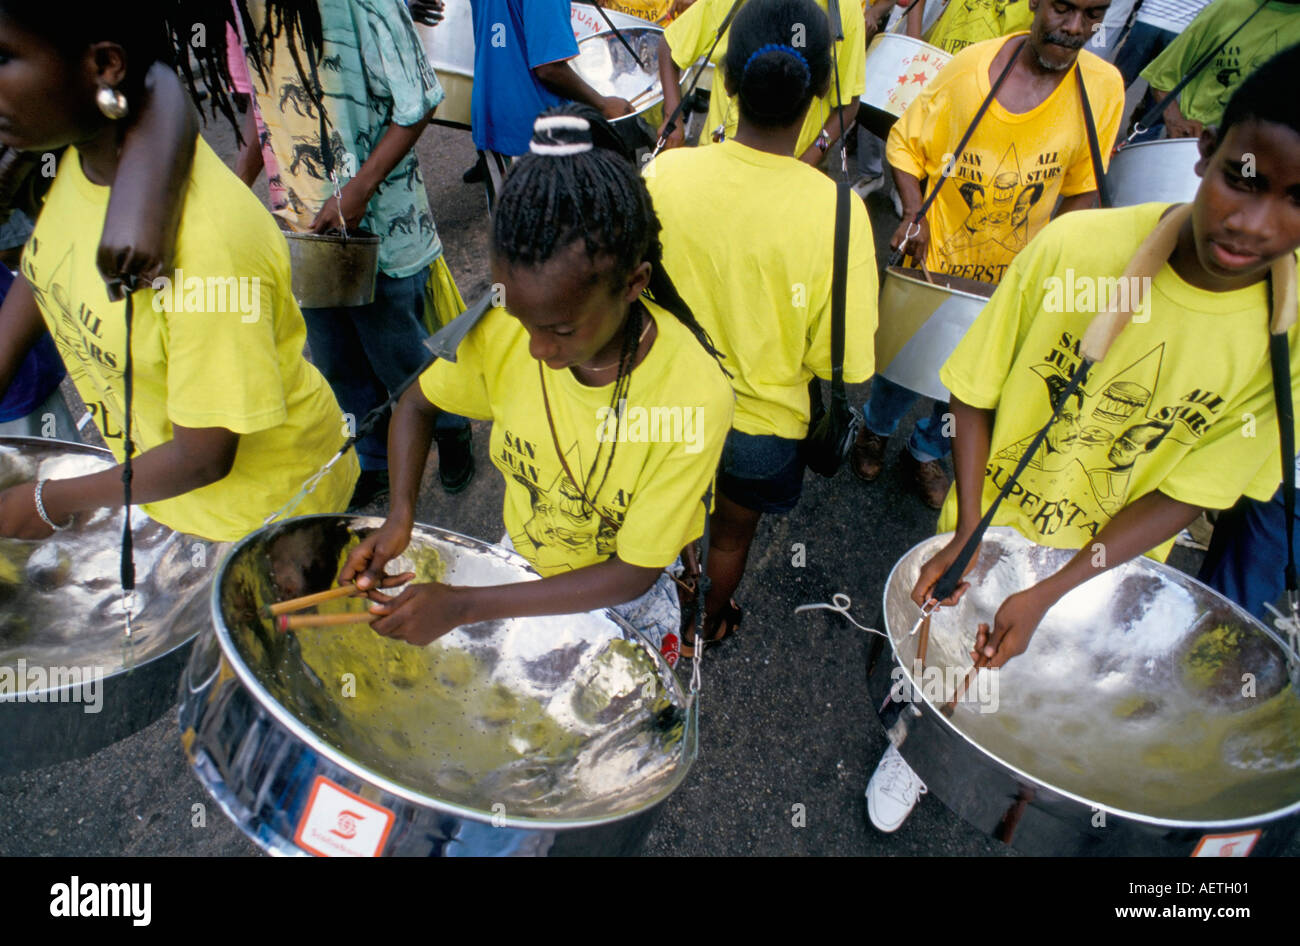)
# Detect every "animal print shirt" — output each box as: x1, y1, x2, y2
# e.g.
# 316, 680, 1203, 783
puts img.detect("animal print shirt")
238, 0, 445, 279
